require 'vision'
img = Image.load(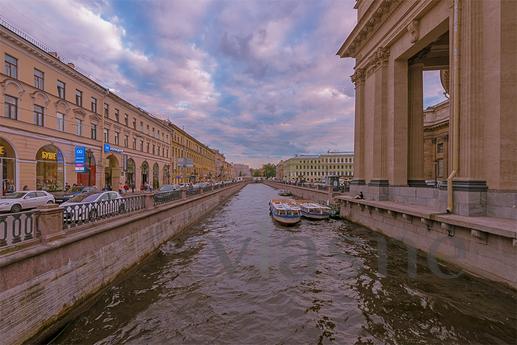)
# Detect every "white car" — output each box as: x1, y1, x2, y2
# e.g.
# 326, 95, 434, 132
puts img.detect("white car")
0, 191, 55, 213
60, 191, 125, 222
